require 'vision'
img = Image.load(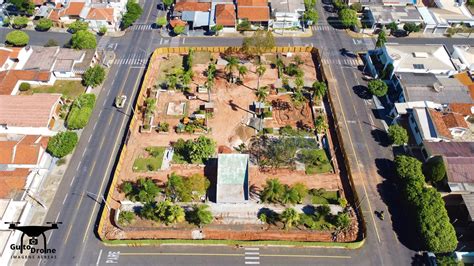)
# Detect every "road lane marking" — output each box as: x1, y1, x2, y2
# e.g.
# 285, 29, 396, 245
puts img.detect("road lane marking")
119, 253, 351, 259
245, 262, 260, 265
325, 62, 382, 244
245, 252, 259, 255
55, 211, 61, 222
245, 257, 259, 260
244, 247, 259, 251
62, 194, 68, 205
96, 249, 103, 265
